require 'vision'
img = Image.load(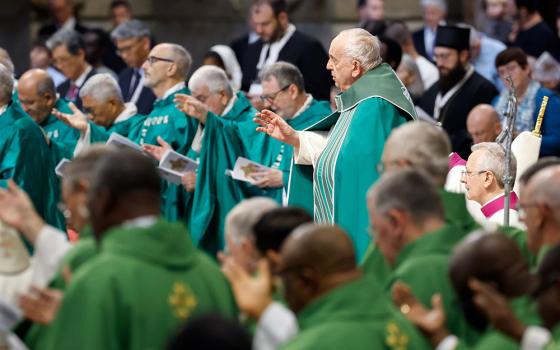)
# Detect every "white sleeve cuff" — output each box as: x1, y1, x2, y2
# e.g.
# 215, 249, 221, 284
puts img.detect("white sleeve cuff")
31, 226, 71, 287
435, 335, 459, 350
253, 302, 298, 350
293, 131, 328, 166
522, 326, 551, 350
73, 124, 92, 156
